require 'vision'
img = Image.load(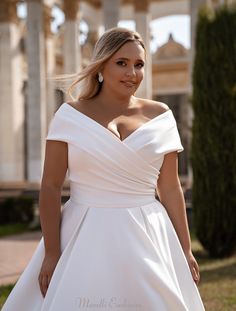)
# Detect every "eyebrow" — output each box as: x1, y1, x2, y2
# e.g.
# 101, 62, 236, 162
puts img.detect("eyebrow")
115, 57, 145, 63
